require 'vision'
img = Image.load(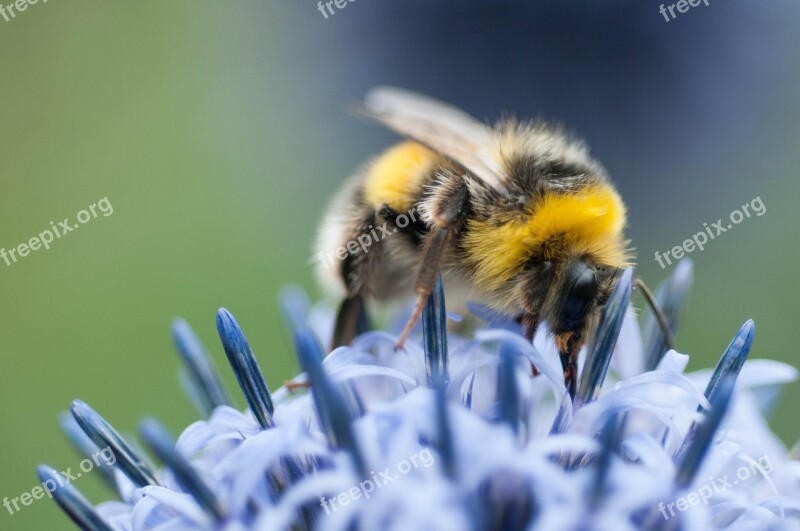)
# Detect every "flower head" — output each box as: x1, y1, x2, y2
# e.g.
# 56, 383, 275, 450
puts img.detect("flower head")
40, 259, 800, 530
